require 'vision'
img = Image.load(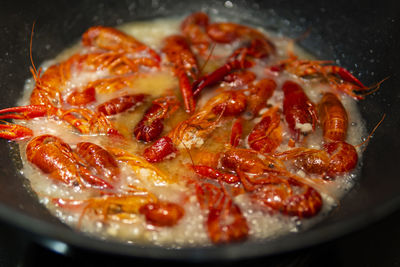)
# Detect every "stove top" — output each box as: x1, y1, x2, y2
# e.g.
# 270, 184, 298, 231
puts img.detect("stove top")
1, 209, 400, 267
